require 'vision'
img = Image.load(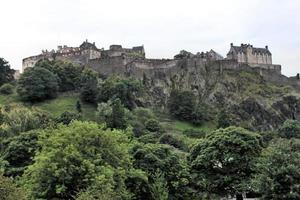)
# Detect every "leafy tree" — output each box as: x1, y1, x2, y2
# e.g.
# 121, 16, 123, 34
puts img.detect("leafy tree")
132, 143, 190, 199
278, 119, 300, 139
17, 67, 59, 102
108, 98, 127, 129
168, 89, 196, 121
0, 174, 26, 200
80, 69, 98, 103
253, 138, 300, 200
0, 83, 14, 95
22, 121, 133, 199
97, 76, 143, 109
2, 130, 39, 177
36, 59, 83, 92
0, 58, 15, 86
189, 126, 262, 199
